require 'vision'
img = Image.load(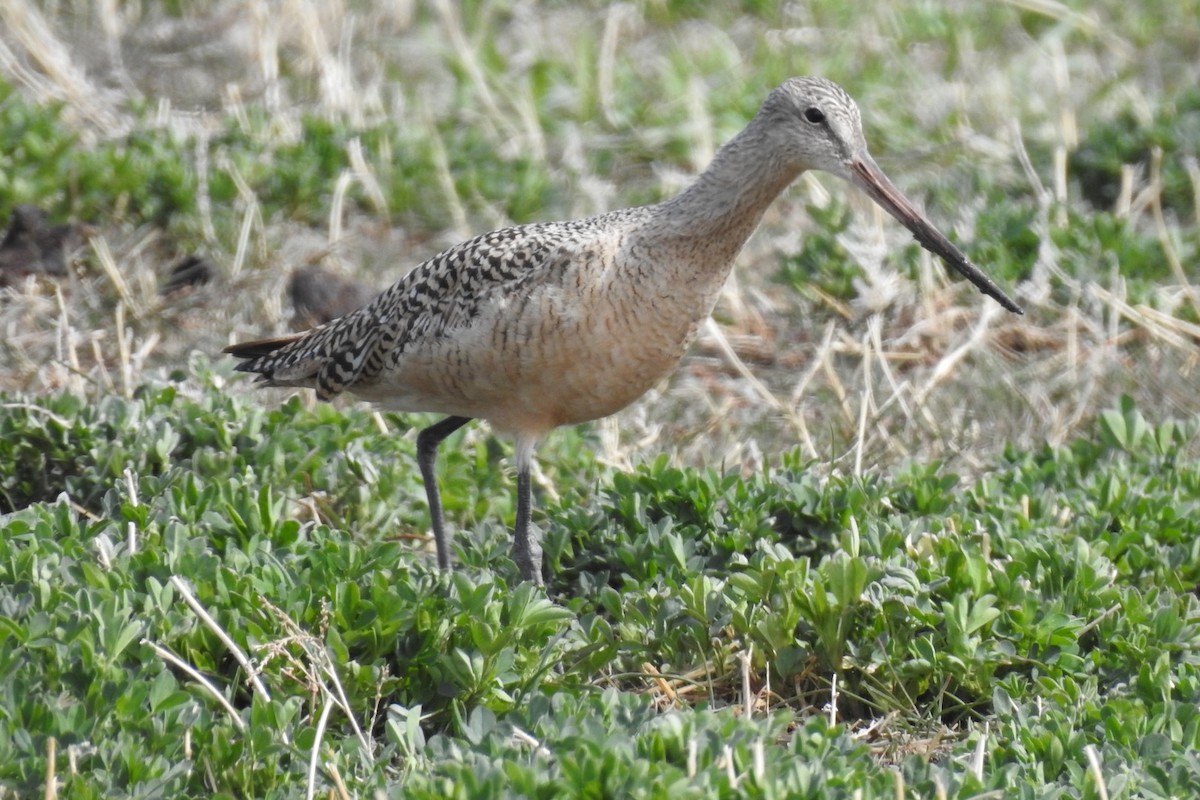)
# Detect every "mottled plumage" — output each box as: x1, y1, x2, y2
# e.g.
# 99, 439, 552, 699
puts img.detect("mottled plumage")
226, 77, 1021, 584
